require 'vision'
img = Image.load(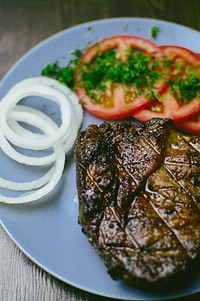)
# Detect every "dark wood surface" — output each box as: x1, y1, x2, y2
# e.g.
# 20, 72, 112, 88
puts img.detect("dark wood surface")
0, 1, 200, 300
